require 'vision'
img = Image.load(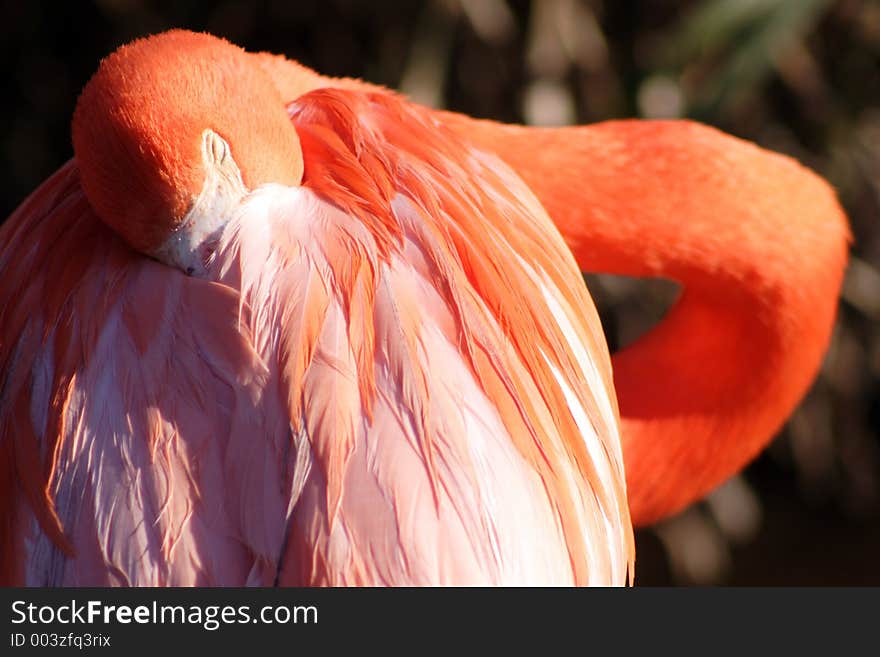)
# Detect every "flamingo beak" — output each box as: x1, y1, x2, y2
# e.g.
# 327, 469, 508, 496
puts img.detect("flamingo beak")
151, 129, 248, 276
